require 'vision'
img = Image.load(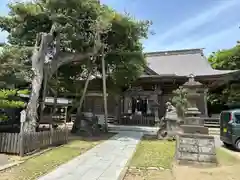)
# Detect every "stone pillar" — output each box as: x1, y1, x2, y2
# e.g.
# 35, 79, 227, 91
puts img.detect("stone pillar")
204, 88, 208, 117
153, 86, 162, 123
147, 98, 151, 114
127, 97, 132, 113
158, 94, 165, 119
